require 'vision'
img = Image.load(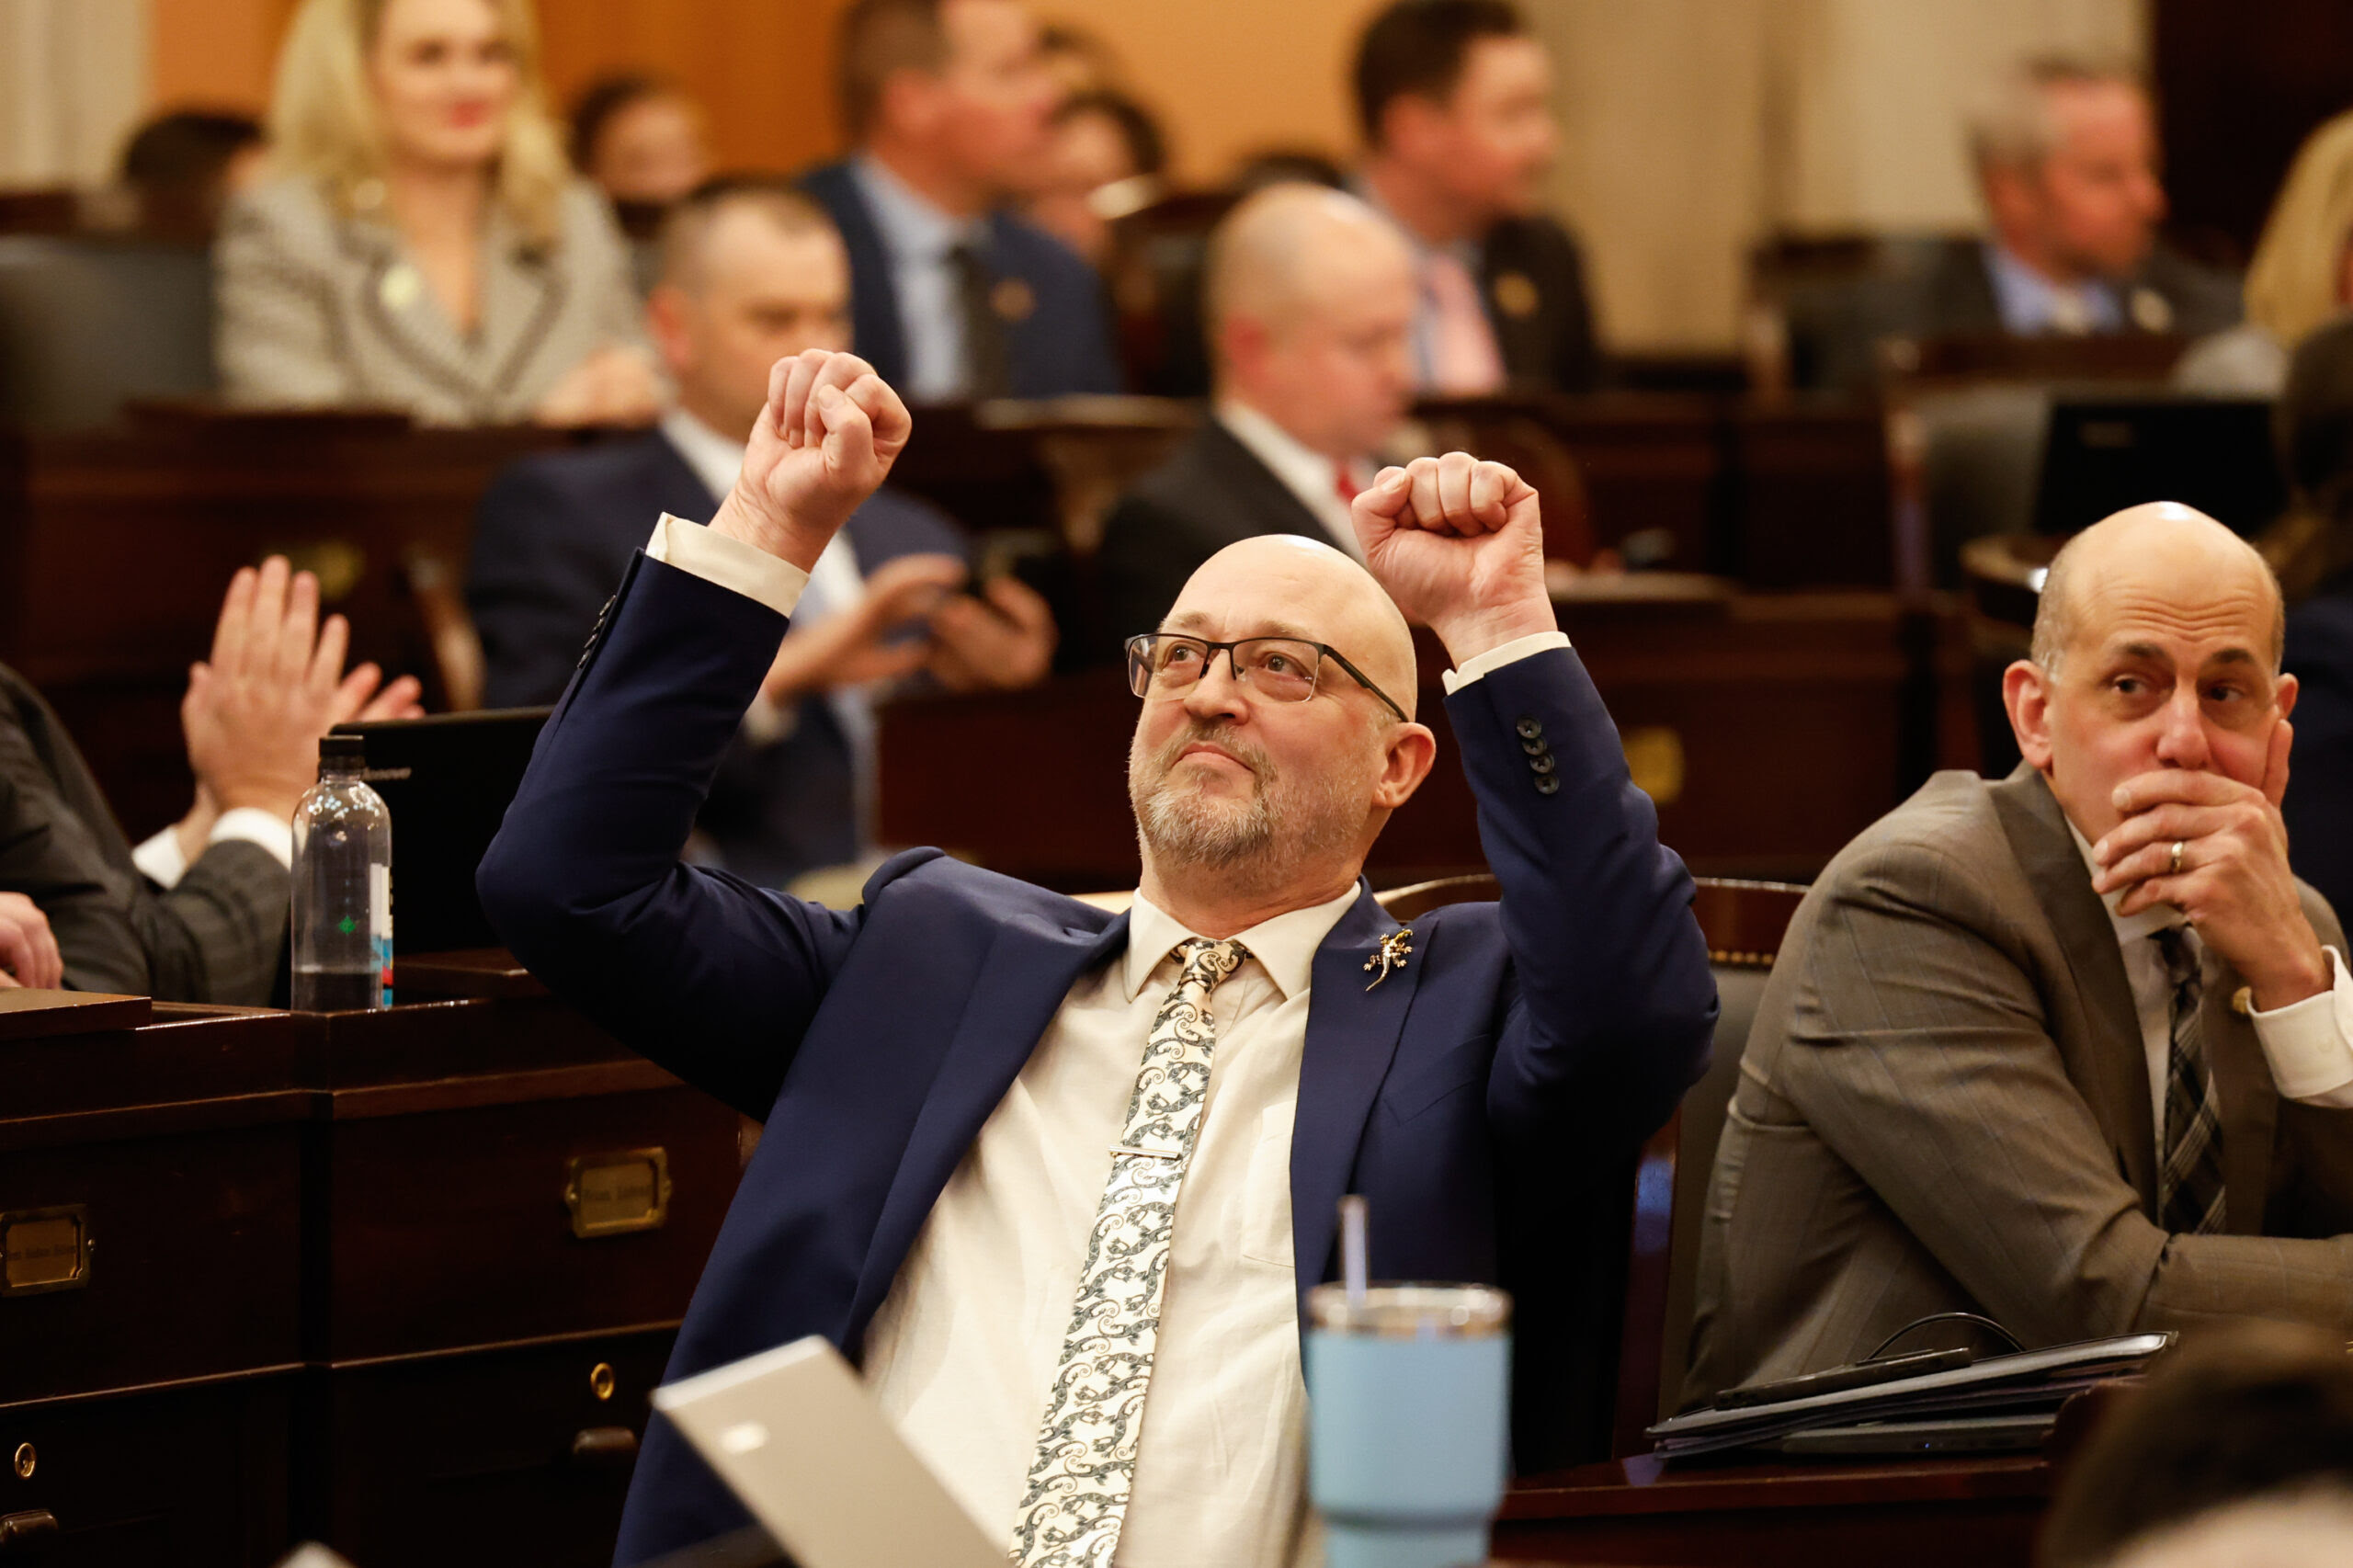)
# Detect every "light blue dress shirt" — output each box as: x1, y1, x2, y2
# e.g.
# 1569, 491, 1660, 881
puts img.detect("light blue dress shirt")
1982, 241, 2122, 335
852, 156, 988, 401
